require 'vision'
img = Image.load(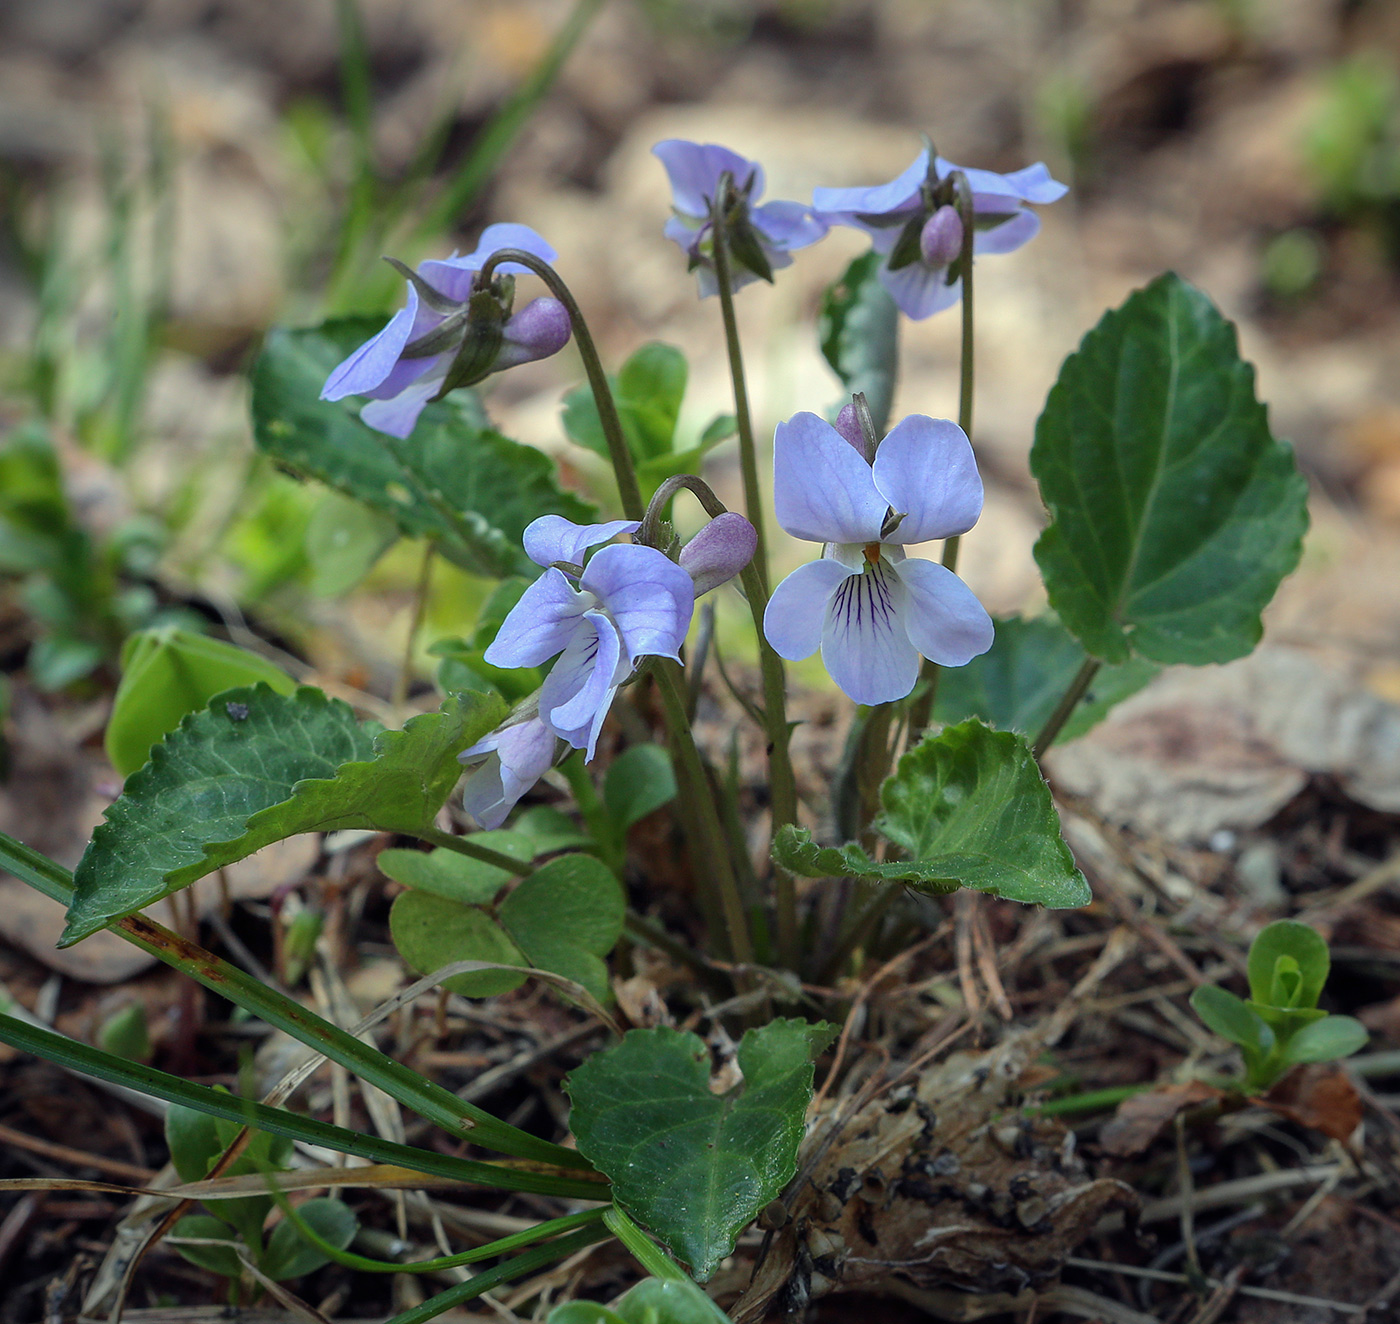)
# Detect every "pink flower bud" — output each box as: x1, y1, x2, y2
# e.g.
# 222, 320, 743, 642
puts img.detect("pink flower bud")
494, 297, 572, 371
920, 205, 964, 269
833, 403, 871, 461
679, 513, 757, 597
